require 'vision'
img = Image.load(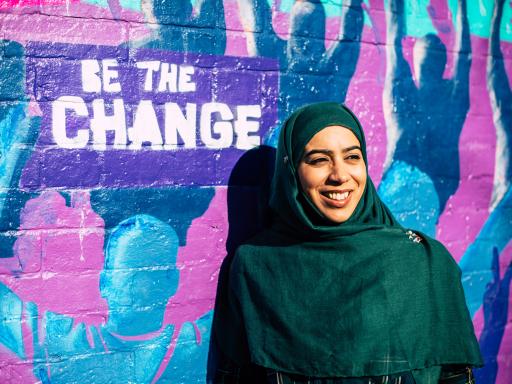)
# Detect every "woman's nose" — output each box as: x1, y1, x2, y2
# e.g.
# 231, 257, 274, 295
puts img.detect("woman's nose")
327, 163, 348, 184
